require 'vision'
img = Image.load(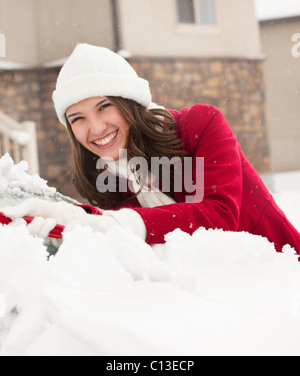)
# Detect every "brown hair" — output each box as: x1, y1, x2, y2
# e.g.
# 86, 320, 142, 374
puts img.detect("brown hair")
66, 97, 189, 209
